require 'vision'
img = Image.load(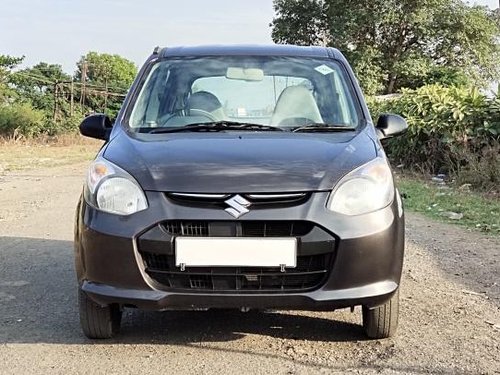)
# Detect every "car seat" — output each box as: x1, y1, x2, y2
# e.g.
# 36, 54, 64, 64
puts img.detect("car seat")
186, 91, 226, 121
270, 86, 323, 126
